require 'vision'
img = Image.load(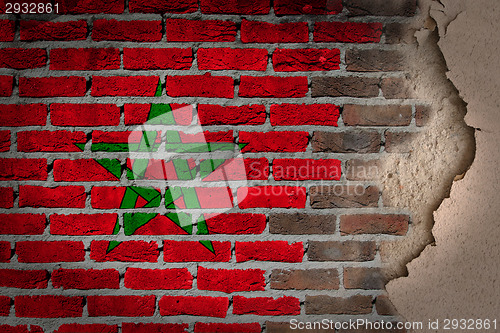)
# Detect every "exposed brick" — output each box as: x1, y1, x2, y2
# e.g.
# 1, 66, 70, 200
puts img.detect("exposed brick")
238, 186, 306, 209
344, 267, 386, 289
0, 159, 47, 181
339, 326, 407, 333
0, 296, 10, 316
91, 76, 159, 97
167, 74, 234, 98
54, 159, 121, 182
273, 48, 340, 71
233, 296, 300, 315
92, 19, 162, 42
346, 49, 406, 72
124, 268, 192, 290
274, 0, 342, 14
239, 131, 308, 152
312, 131, 381, 153
17, 131, 86, 152
129, 0, 197, 13
124, 48, 192, 70
343, 105, 412, 126
241, 20, 308, 43
270, 103, 339, 126
0, 20, 14, 41
20, 20, 87, 41
16, 241, 84, 263
198, 48, 267, 71
308, 241, 376, 261
0, 242, 11, 262
311, 76, 380, 98
314, 22, 382, 43
0, 214, 46, 235
166, 19, 236, 42
416, 105, 431, 126
385, 131, 418, 153
239, 76, 308, 98
164, 240, 231, 262
235, 241, 303, 262
198, 104, 266, 125
15, 295, 84, 318
340, 214, 410, 235
345, 0, 417, 16
87, 295, 155, 317
381, 77, 414, 99
55, 324, 118, 333
305, 295, 372, 314
122, 323, 188, 333
50, 48, 120, 70
386, 23, 417, 44
195, 323, 261, 333
52, 269, 119, 289
346, 159, 381, 181
201, 213, 267, 234
0, 269, 48, 289
197, 267, 265, 293
50, 214, 118, 235
270, 269, 339, 290
201, 0, 269, 14
0, 104, 47, 126
19, 77, 86, 97
55, 0, 124, 14
0, 324, 44, 333
90, 240, 159, 262
159, 296, 228, 318
270, 213, 335, 234
51, 104, 120, 126
124, 103, 192, 125
375, 295, 399, 315
0, 75, 13, 96
0, 187, 13, 208
310, 185, 380, 208
273, 159, 341, 180
0, 131, 9, 152
19, 185, 85, 208
0, 48, 47, 69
